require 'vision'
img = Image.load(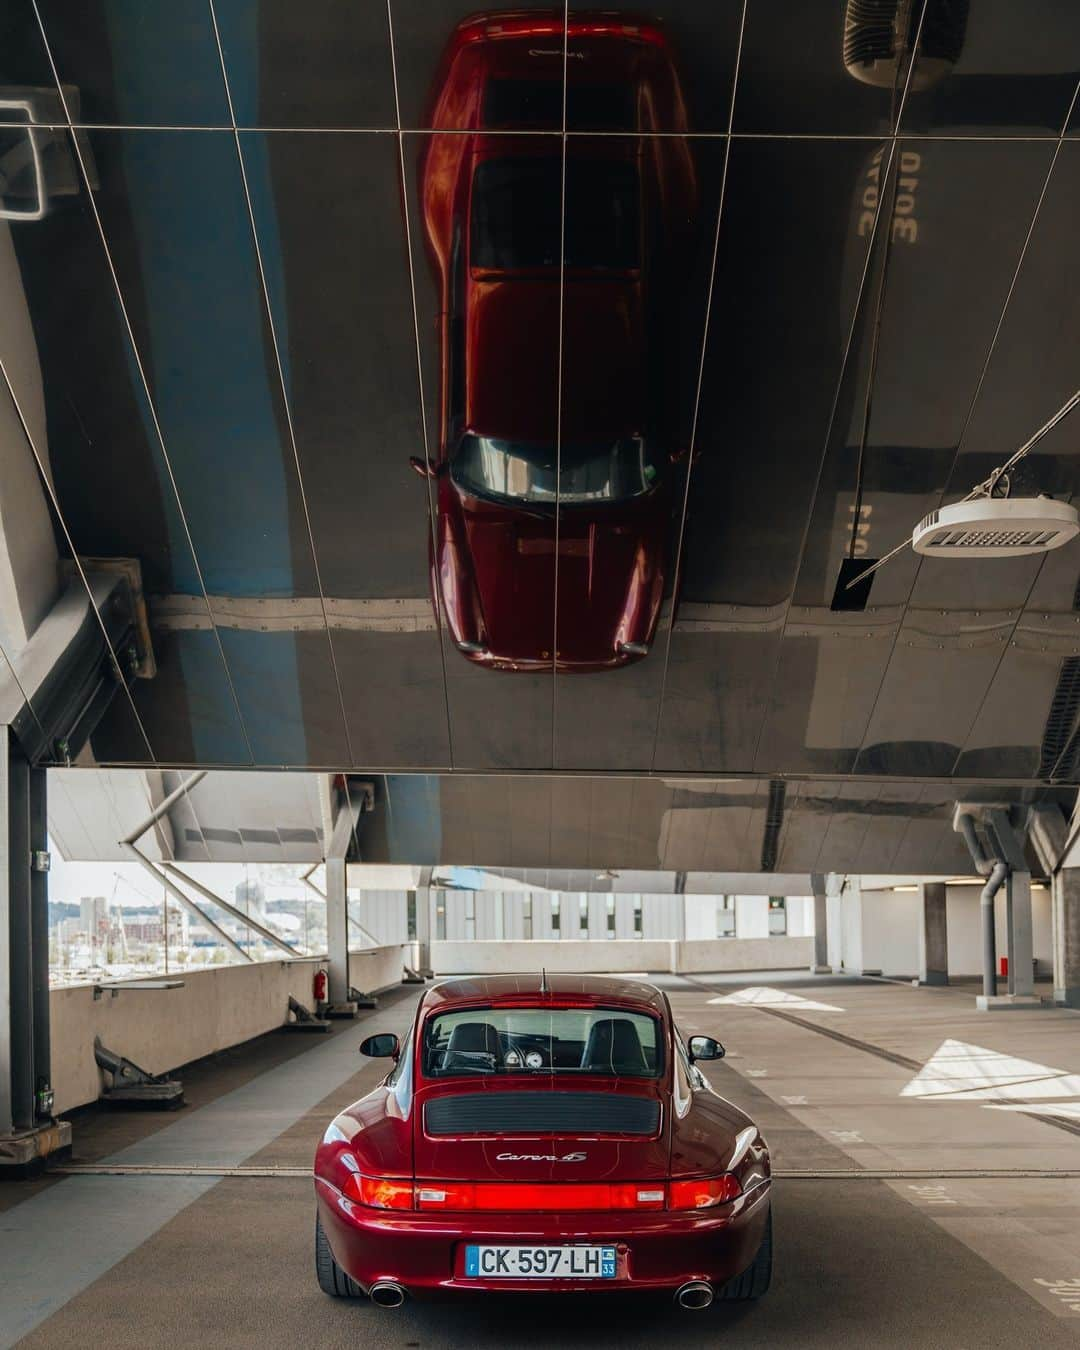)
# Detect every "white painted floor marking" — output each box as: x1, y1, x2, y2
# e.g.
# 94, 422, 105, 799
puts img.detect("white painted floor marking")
781, 1095, 809, 1105
829, 1130, 865, 1144
708, 986, 845, 1012
901, 1039, 1080, 1107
